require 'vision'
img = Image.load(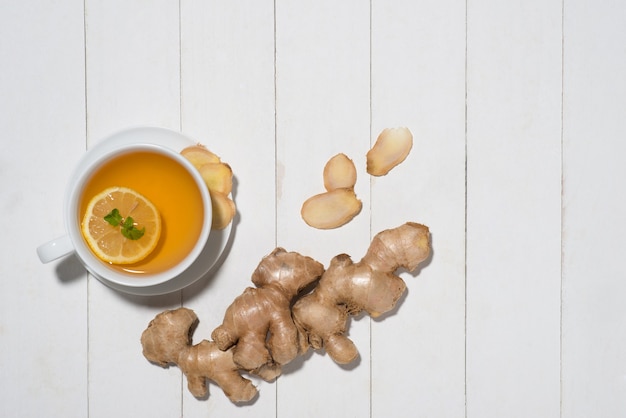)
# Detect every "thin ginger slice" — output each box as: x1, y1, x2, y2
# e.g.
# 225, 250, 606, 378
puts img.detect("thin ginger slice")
210, 191, 236, 230
180, 143, 236, 230
323, 153, 357, 191
181, 144, 221, 167
198, 162, 233, 195
301, 188, 362, 229
366, 127, 413, 176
